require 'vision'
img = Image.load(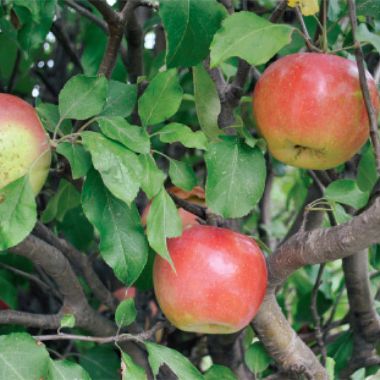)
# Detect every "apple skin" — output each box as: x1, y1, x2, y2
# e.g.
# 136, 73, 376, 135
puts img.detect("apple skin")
153, 225, 267, 334
0, 94, 51, 194
141, 186, 205, 229
252, 53, 380, 170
